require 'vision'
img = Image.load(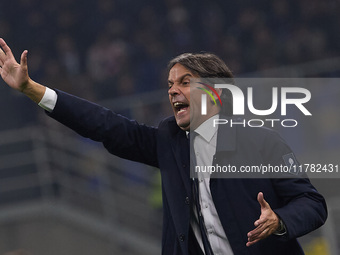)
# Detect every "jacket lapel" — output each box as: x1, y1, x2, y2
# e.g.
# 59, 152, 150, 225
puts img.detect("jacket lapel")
171, 129, 192, 195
